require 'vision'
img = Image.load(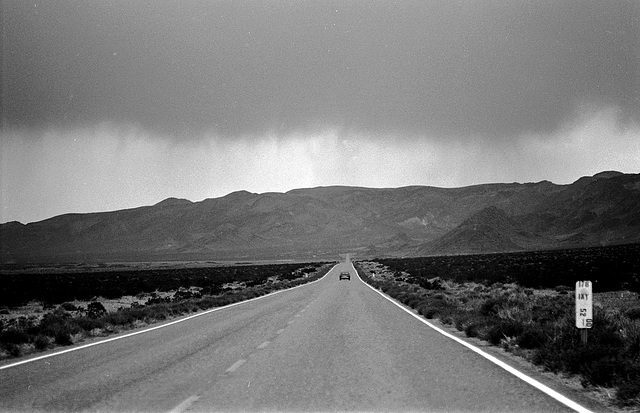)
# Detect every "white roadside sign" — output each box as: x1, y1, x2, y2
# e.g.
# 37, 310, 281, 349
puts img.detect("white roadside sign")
575, 281, 593, 329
